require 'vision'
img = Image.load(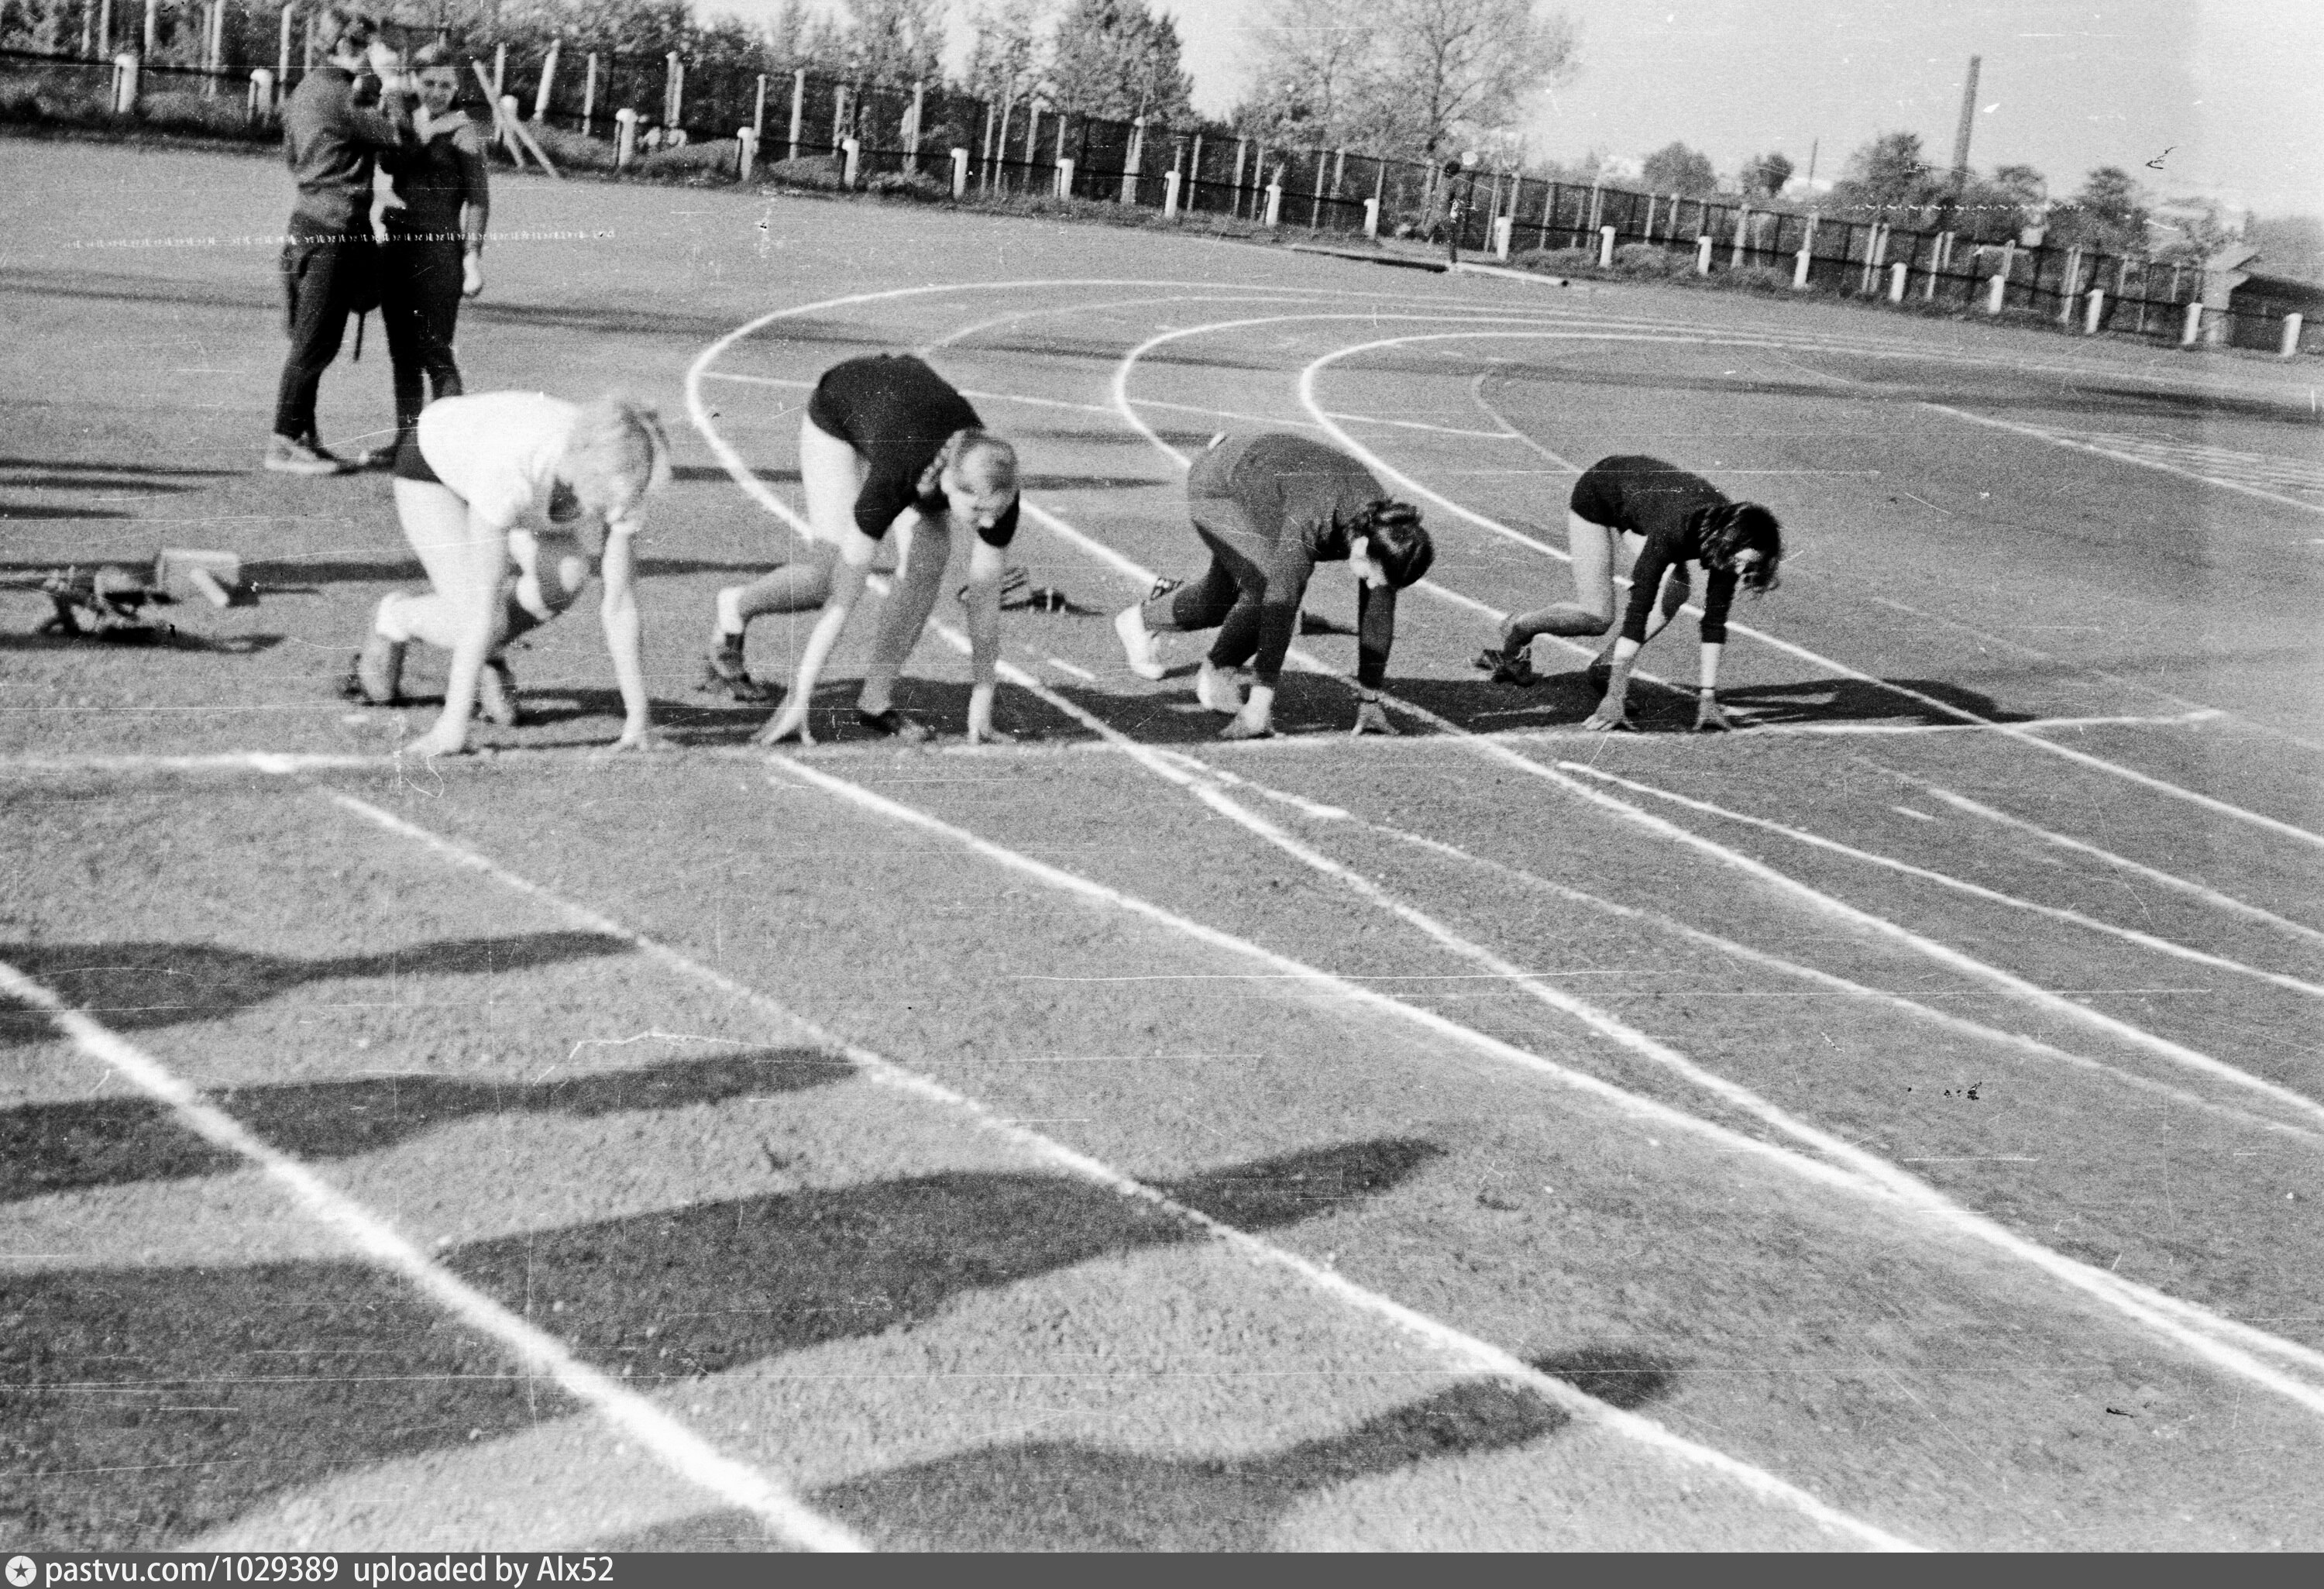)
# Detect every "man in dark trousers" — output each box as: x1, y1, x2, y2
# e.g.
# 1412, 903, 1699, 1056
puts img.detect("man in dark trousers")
266, 5, 420, 476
